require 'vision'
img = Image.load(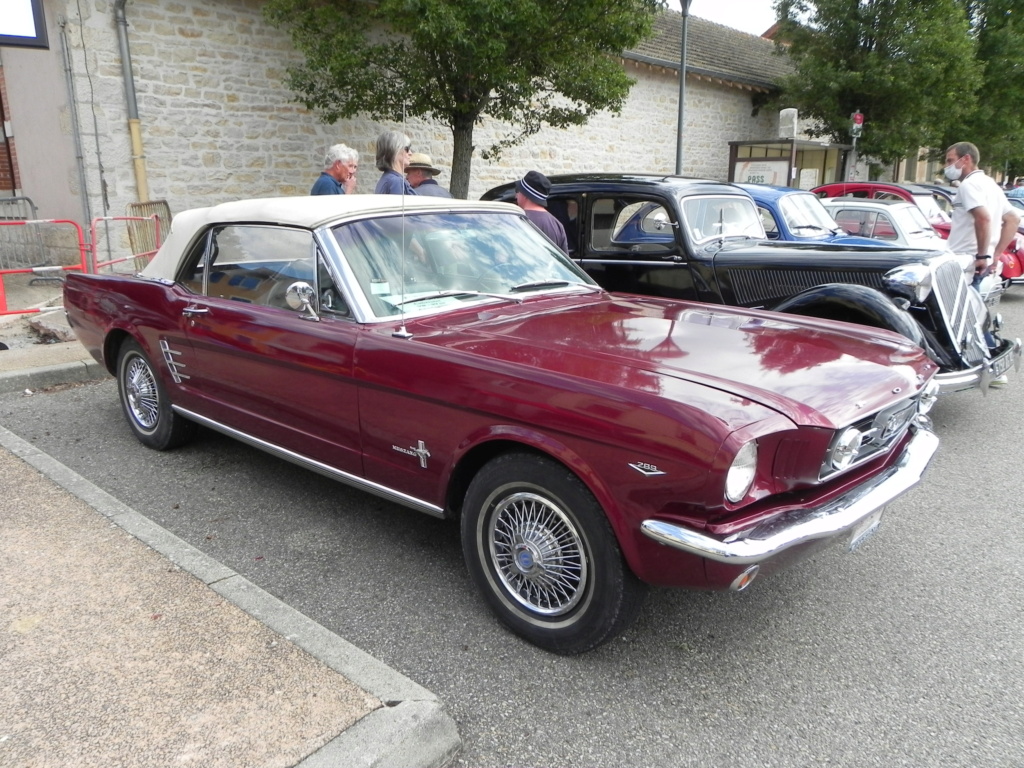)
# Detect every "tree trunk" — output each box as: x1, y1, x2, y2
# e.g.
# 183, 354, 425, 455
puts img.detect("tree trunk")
449, 118, 475, 200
